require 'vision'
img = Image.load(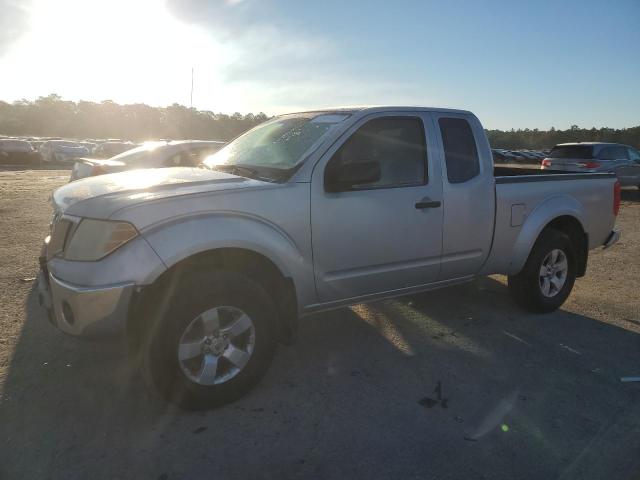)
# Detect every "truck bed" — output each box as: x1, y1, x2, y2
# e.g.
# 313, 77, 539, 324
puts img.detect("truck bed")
494, 166, 616, 183
481, 165, 618, 277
